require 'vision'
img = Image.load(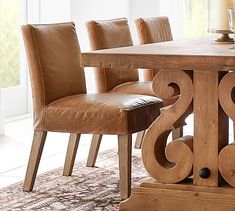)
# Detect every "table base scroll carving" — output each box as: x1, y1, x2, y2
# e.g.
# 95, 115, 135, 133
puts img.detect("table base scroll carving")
142, 69, 193, 184
119, 70, 234, 211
